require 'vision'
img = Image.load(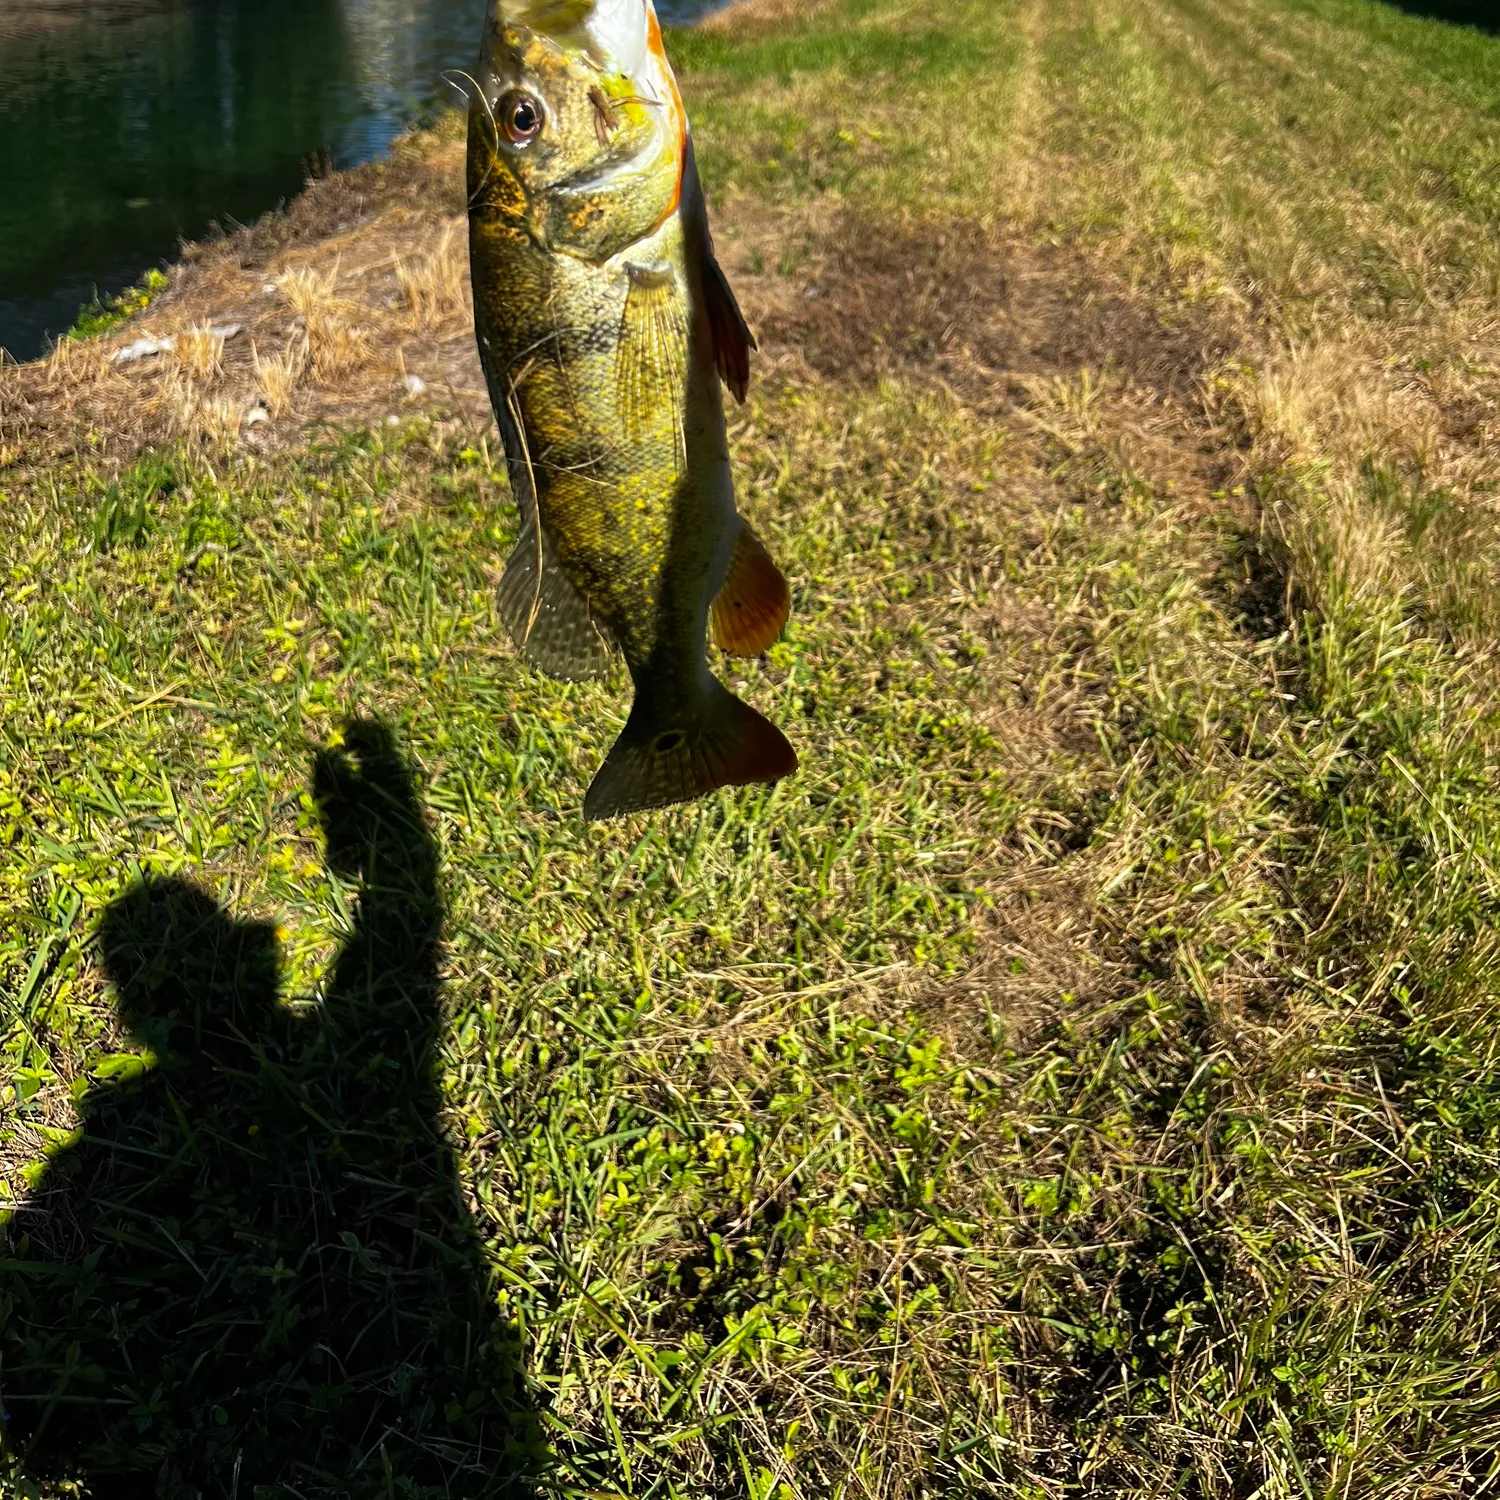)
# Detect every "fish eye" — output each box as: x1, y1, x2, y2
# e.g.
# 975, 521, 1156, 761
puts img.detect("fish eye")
499, 90, 543, 147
